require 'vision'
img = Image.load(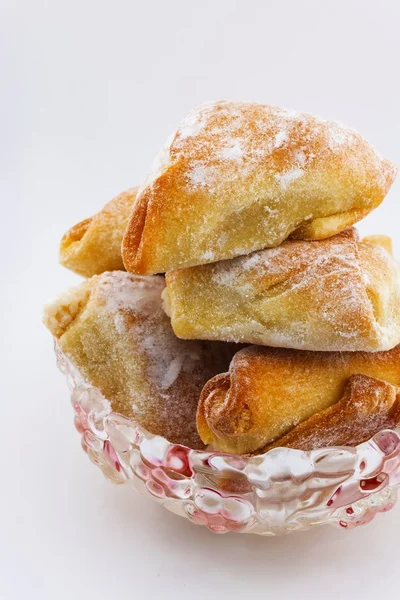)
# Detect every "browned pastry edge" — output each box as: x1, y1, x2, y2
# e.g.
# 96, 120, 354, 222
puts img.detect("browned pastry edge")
165, 229, 400, 352
265, 374, 400, 452
197, 344, 400, 454
60, 187, 138, 277
122, 101, 397, 275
